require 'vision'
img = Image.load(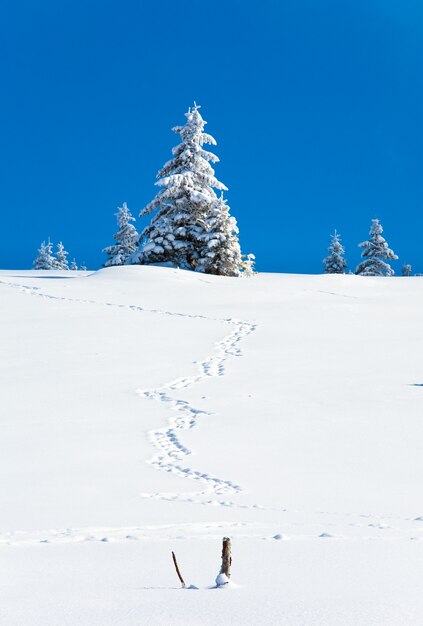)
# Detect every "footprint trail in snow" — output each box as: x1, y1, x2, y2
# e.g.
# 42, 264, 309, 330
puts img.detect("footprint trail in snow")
0, 278, 257, 508
1, 277, 422, 542
138, 318, 257, 508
